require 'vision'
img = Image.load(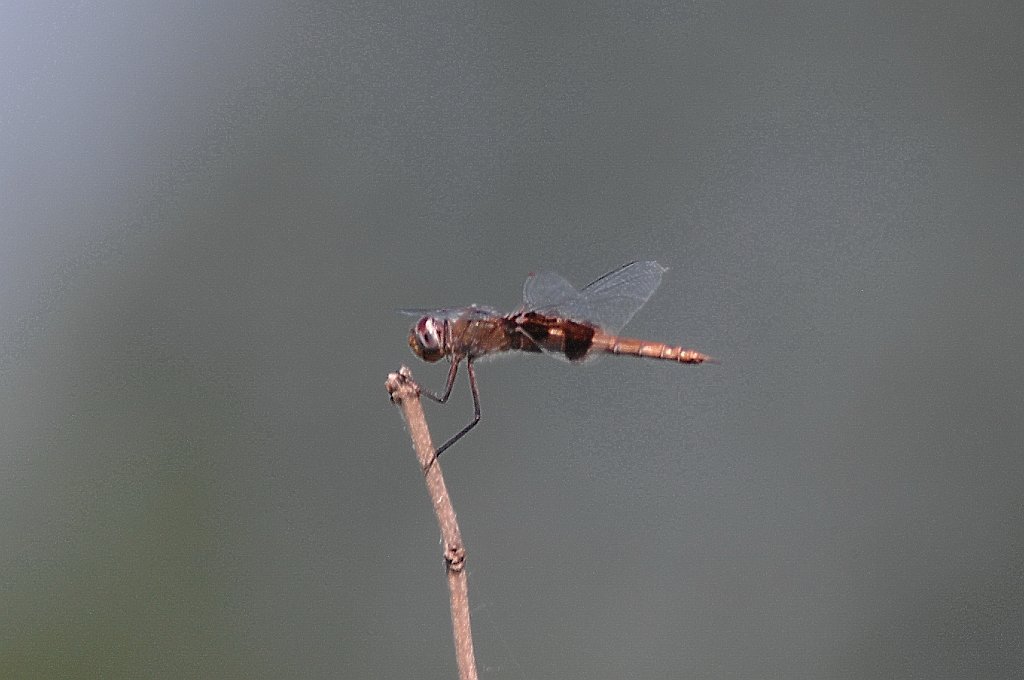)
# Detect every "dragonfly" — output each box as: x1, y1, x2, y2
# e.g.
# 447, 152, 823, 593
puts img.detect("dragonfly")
402, 261, 712, 458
